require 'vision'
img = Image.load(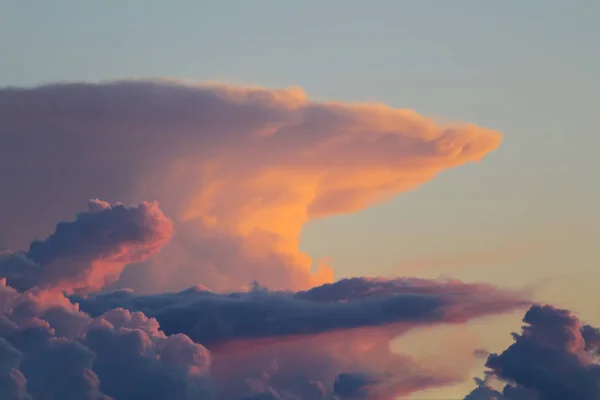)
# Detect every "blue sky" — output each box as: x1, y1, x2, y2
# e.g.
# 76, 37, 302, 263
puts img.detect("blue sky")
2, 1, 599, 397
